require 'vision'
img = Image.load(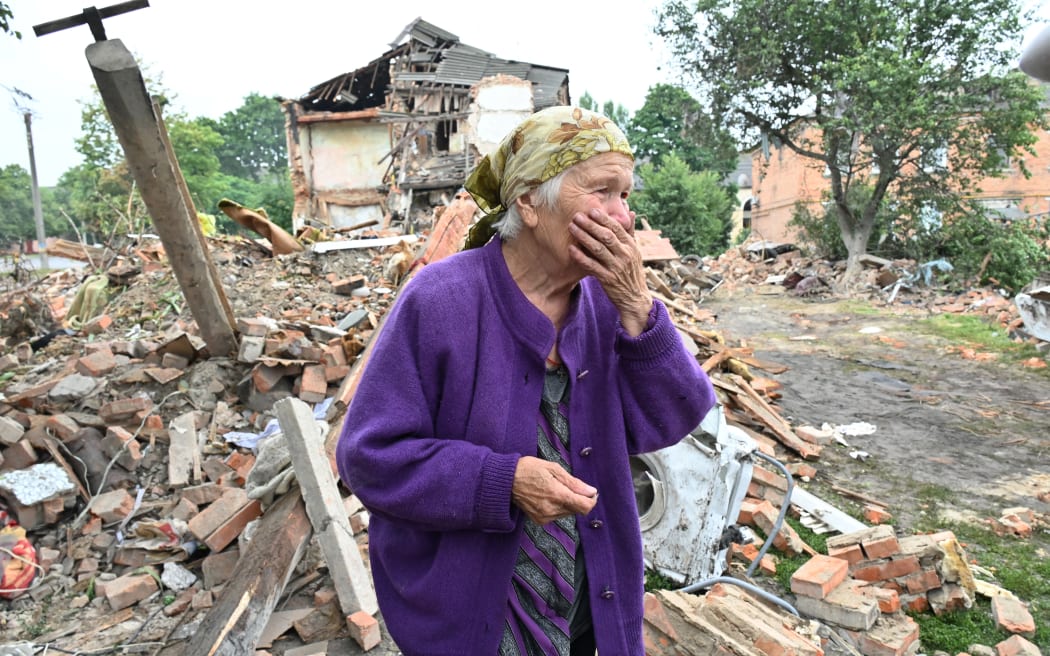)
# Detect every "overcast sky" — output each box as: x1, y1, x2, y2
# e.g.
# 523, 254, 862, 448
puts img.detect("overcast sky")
2, 1, 1048, 188
0, 0, 673, 186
